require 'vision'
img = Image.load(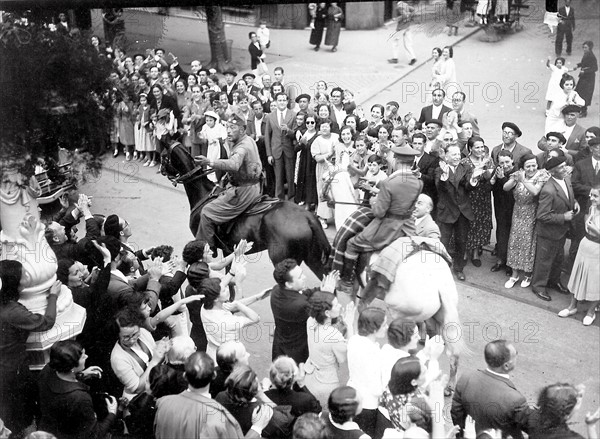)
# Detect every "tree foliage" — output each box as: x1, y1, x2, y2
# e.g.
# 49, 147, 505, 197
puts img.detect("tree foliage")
0, 12, 112, 180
